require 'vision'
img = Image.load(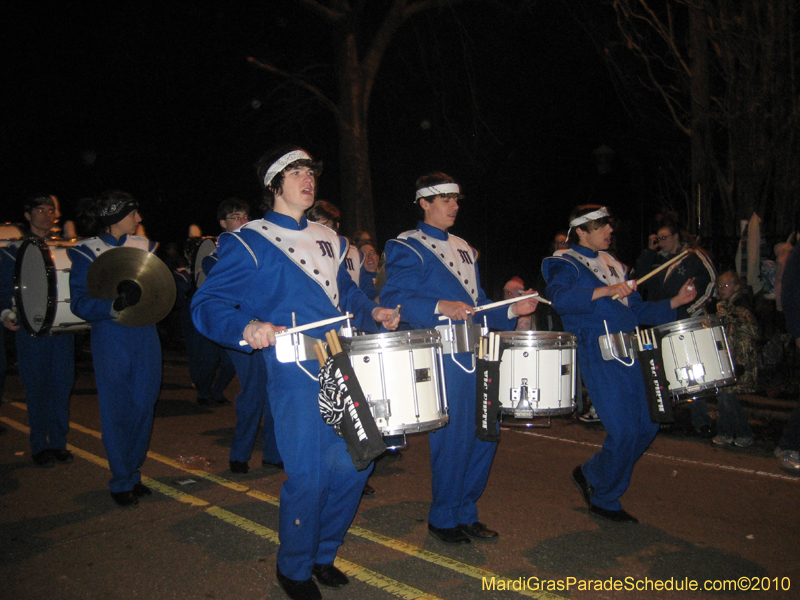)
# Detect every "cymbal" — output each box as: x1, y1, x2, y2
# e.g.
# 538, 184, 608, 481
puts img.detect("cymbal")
87, 247, 176, 327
